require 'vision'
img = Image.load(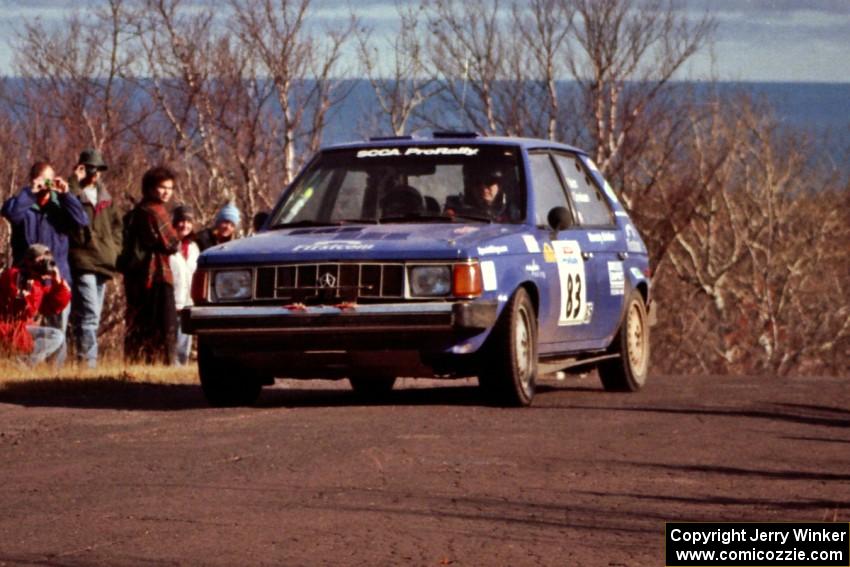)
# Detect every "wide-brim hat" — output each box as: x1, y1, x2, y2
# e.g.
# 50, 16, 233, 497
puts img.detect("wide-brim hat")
78, 148, 108, 171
